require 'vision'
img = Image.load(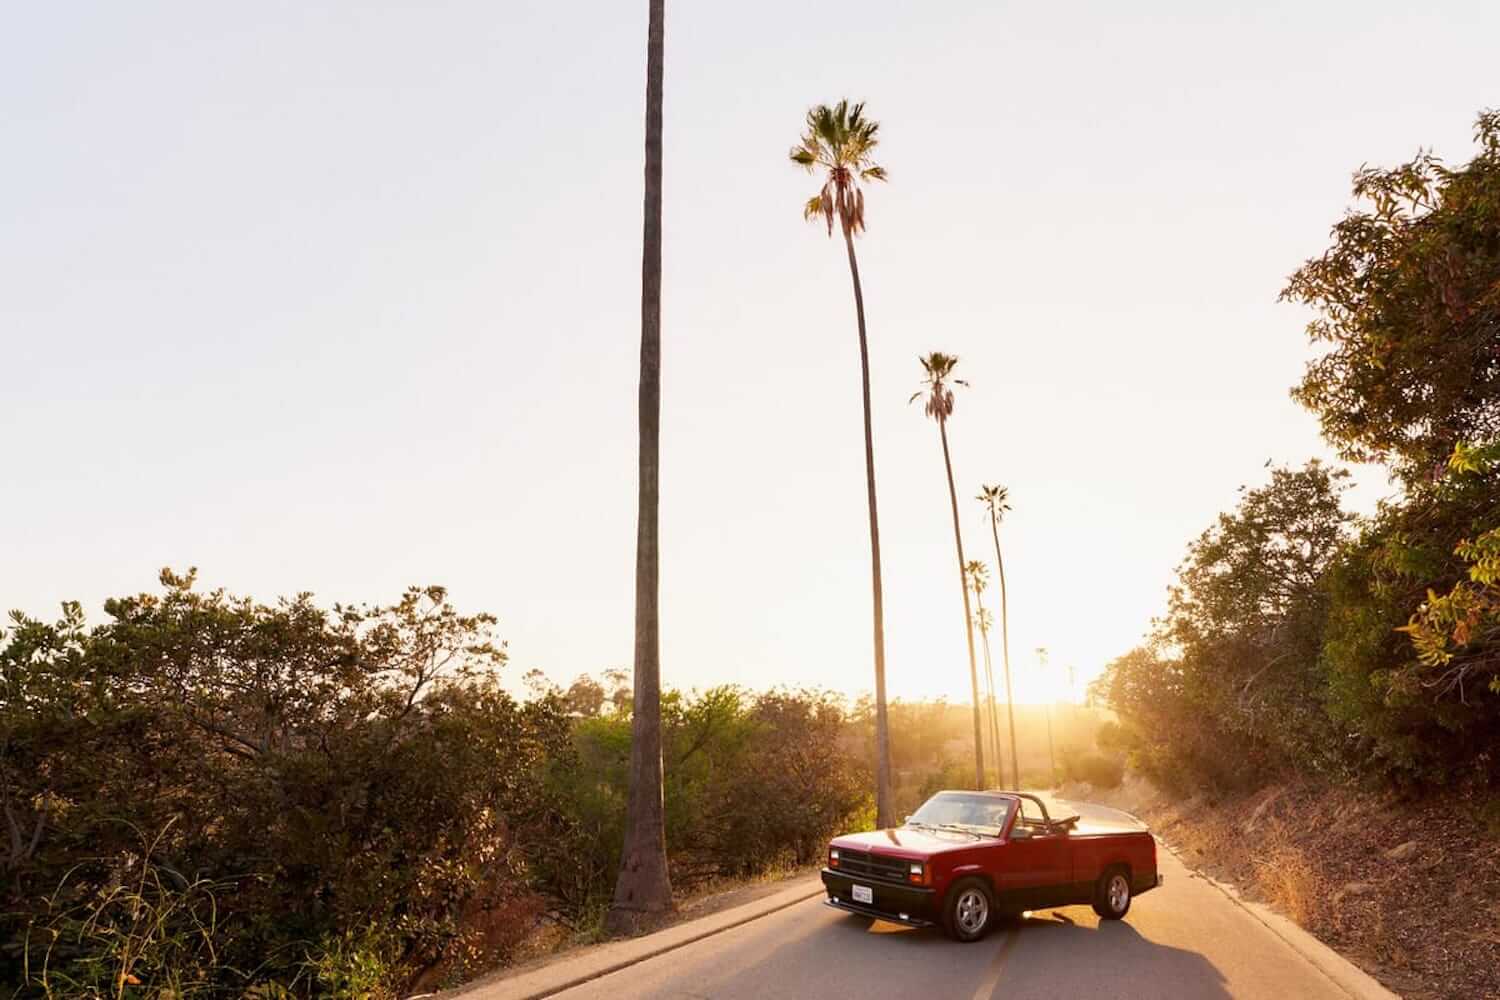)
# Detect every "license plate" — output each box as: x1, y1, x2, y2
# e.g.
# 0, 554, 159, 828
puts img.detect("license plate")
851, 884, 873, 905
